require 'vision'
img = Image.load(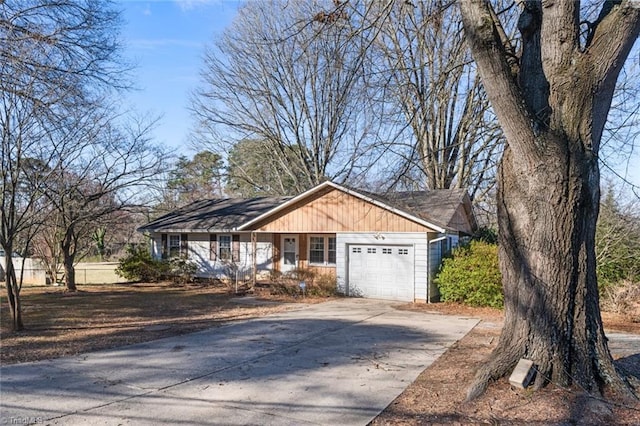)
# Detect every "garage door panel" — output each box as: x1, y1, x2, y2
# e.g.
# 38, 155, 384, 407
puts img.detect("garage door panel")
348, 244, 414, 302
